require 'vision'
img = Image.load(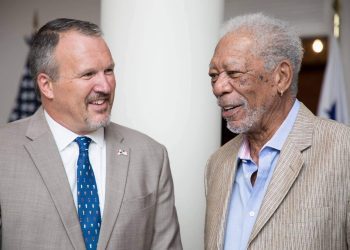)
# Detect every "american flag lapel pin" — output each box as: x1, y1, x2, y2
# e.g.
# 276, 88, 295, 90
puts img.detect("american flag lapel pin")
117, 149, 128, 156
